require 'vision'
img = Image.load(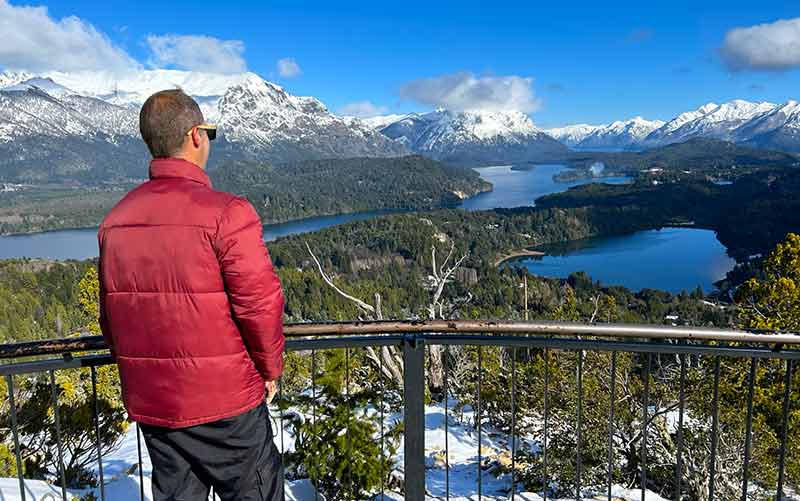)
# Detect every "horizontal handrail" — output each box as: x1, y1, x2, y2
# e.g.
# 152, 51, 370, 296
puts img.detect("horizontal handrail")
1, 320, 798, 500
2, 320, 800, 360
